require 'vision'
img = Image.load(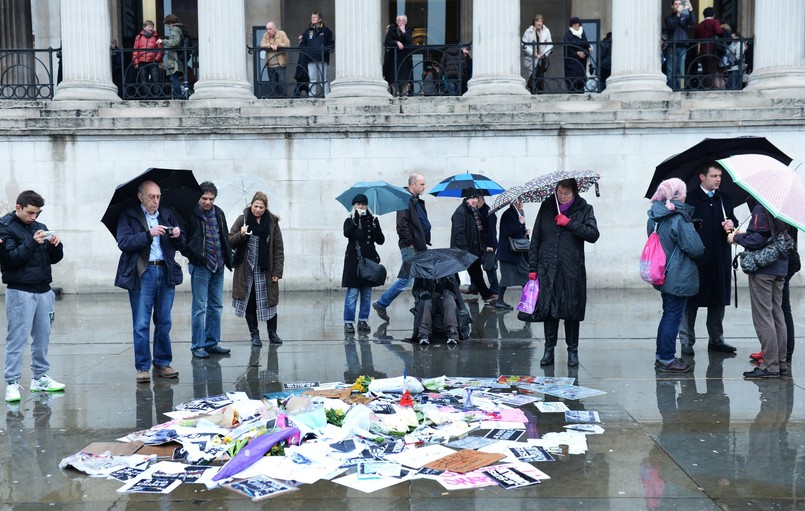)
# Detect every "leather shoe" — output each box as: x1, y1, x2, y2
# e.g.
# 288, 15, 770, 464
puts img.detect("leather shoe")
191, 348, 210, 359
743, 367, 779, 378
708, 341, 737, 353
680, 343, 694, 356
344, 323, 355, 334
206, 345, 231, 355
495, 302, 514, 310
